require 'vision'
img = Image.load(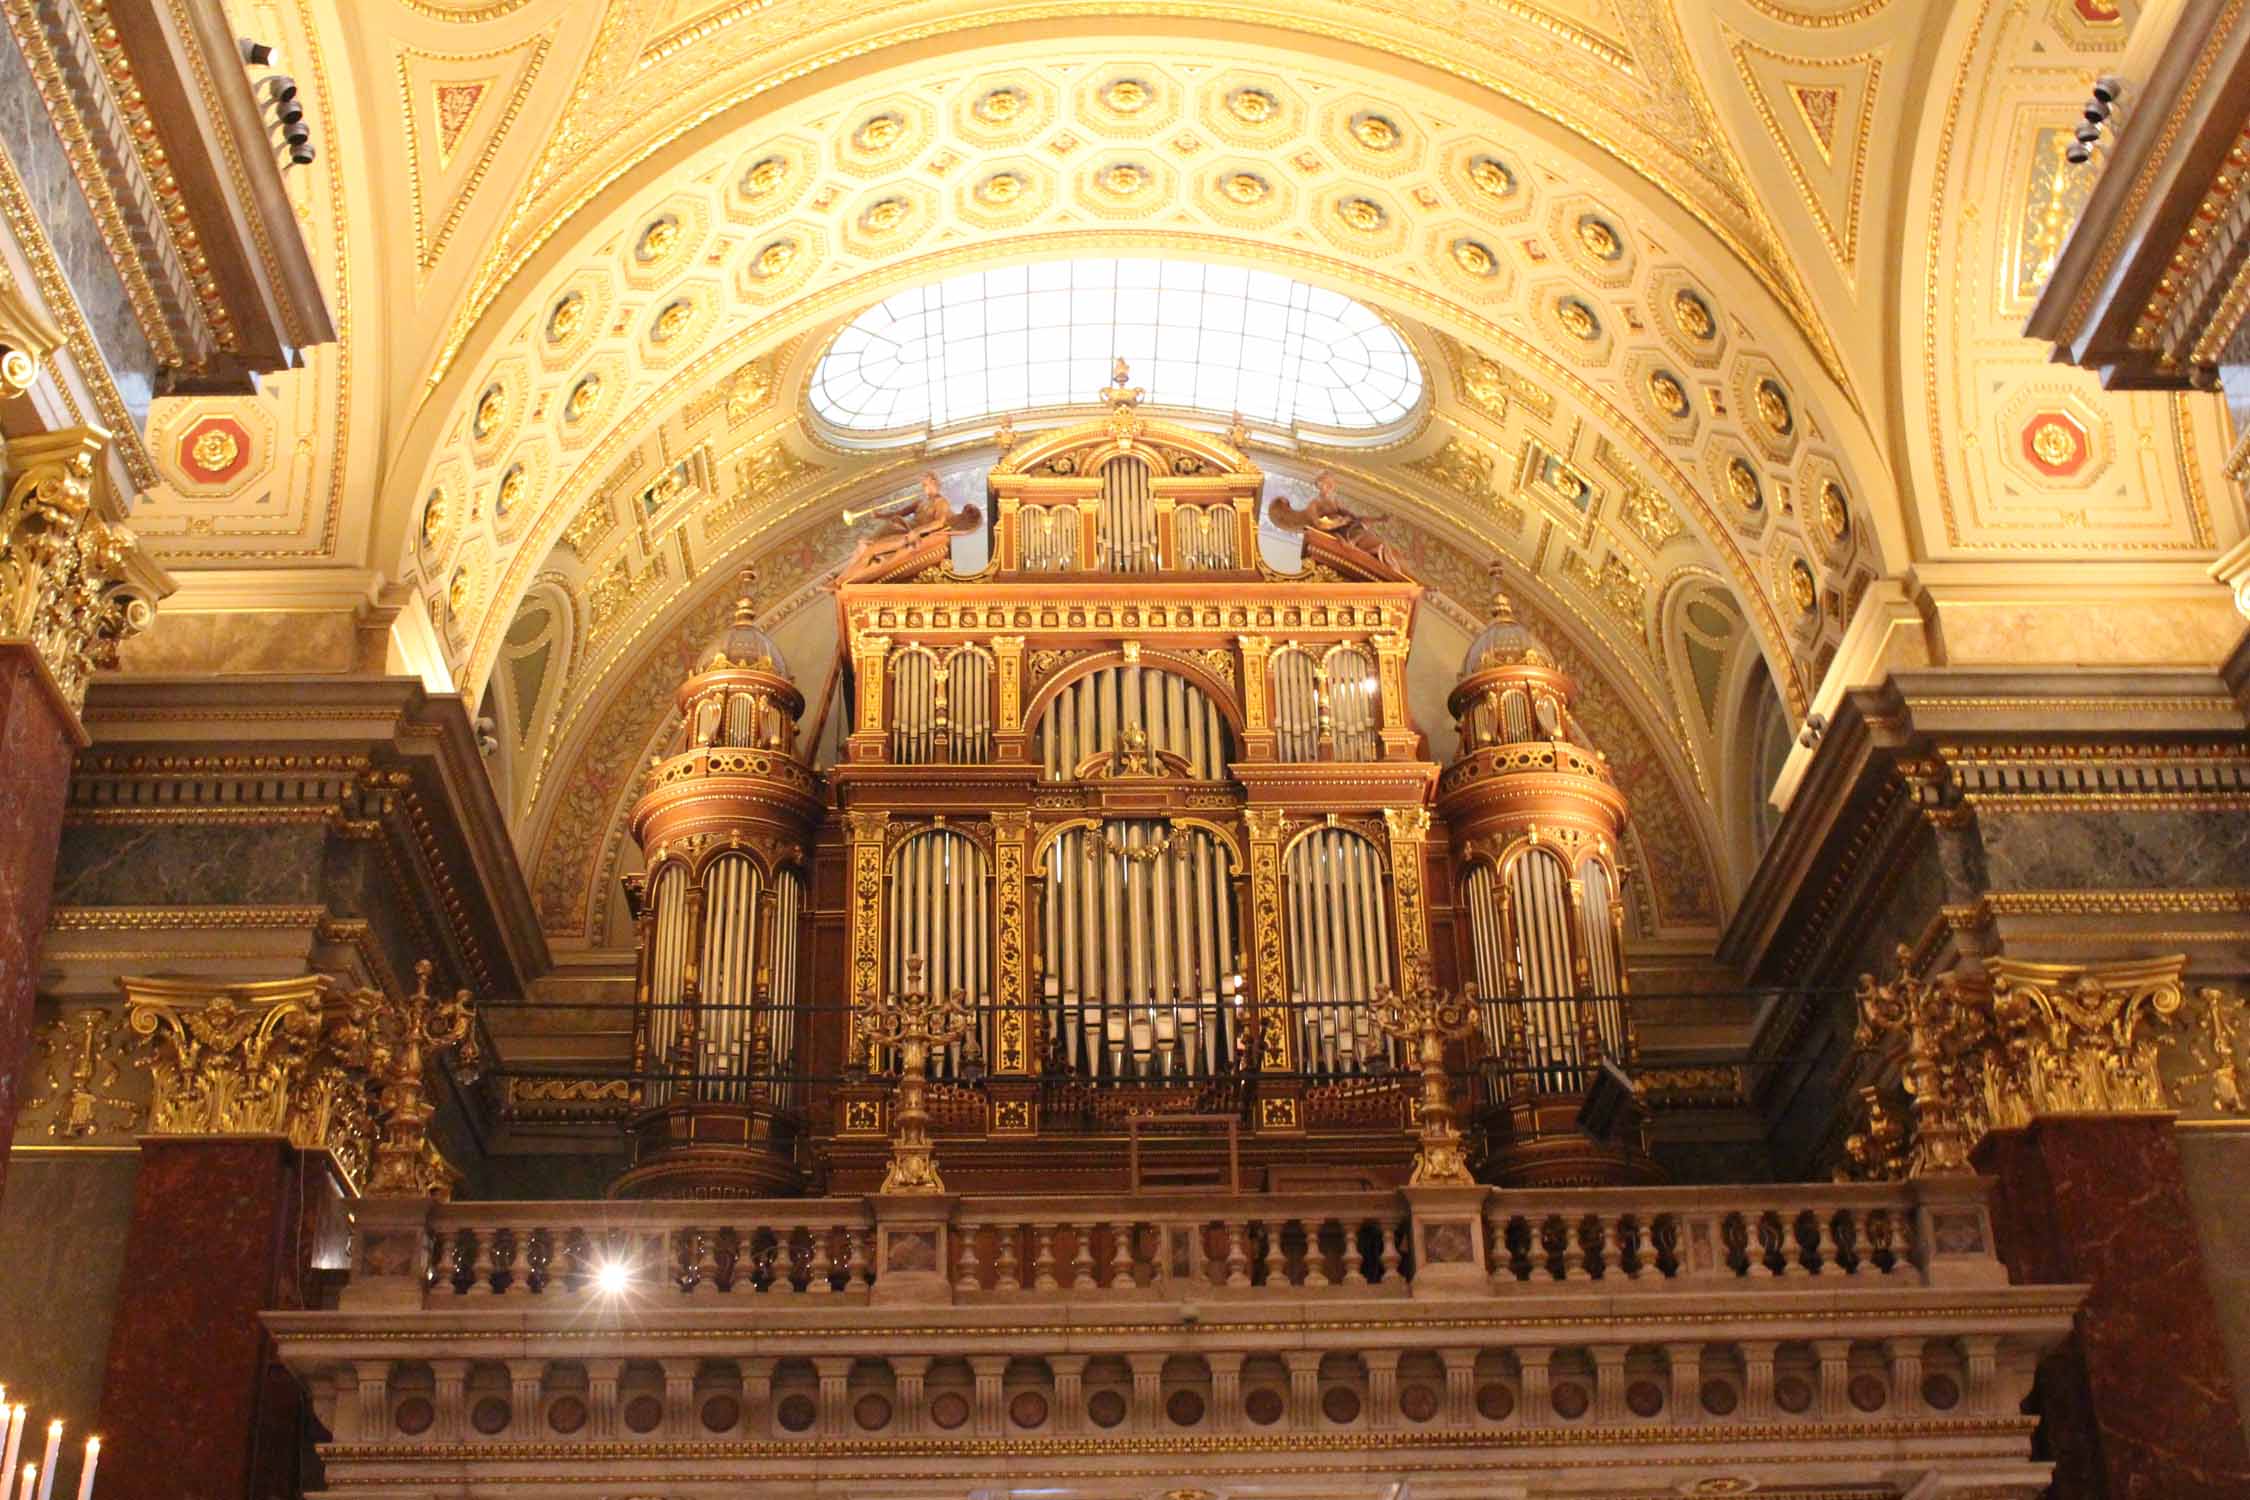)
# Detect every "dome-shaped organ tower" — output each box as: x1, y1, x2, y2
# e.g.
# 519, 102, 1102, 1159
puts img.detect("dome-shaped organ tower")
1436, 574, 1656, 1186
616, 574, 820, 1197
